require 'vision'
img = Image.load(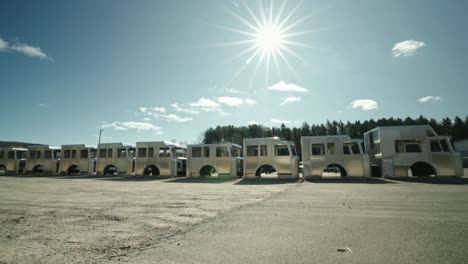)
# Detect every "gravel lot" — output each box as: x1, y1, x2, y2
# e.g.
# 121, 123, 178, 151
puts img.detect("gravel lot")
0, 176, 297, 264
